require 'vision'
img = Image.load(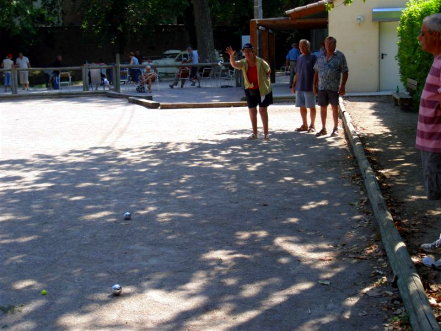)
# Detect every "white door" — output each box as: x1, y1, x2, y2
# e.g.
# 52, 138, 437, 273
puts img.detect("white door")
379, 21, 404, 91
